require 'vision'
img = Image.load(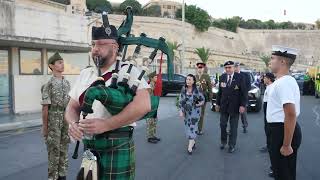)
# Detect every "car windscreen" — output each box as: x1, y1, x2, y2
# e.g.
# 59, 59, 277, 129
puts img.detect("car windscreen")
162, 74, 168, 80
